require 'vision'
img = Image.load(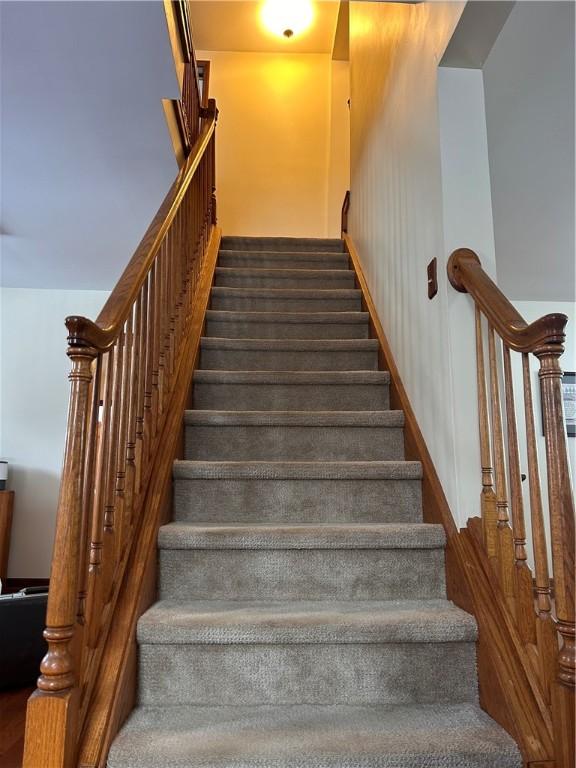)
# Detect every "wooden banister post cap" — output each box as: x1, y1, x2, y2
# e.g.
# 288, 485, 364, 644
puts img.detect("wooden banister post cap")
447, 248, 481, 293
